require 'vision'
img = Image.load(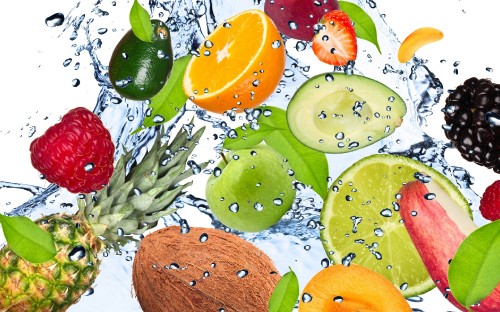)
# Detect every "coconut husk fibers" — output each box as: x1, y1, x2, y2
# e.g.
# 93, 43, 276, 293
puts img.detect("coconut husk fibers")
132, 226, 281, 312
